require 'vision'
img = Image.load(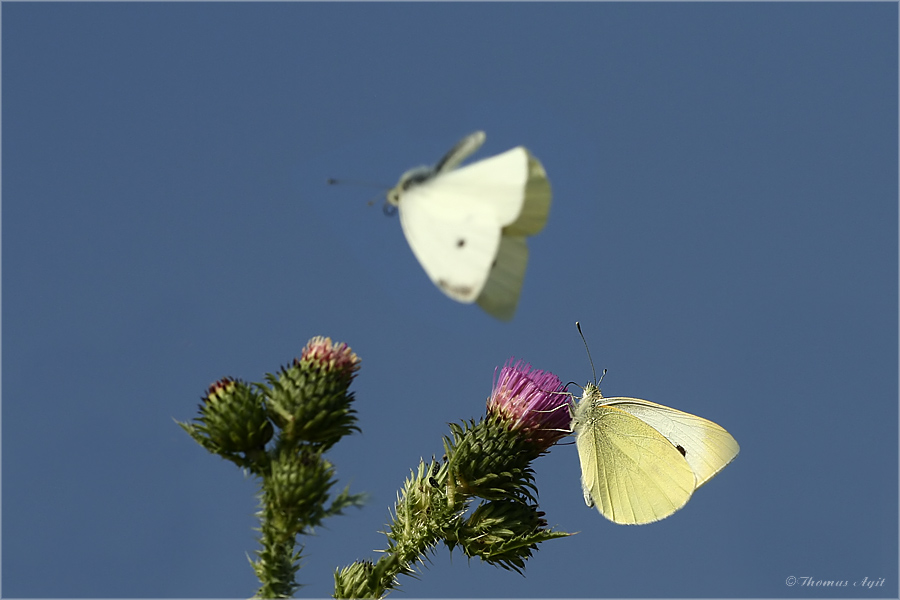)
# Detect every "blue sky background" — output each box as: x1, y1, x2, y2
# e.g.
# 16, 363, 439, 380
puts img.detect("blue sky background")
3, 2, 897, 598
